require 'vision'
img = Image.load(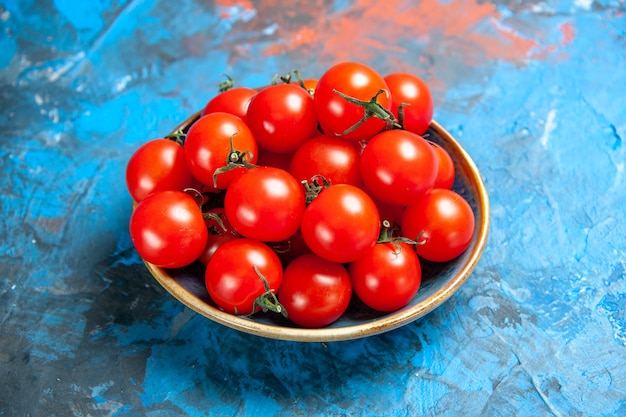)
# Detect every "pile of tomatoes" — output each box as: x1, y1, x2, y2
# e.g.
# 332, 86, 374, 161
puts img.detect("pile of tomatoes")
126, 62, 475, 328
